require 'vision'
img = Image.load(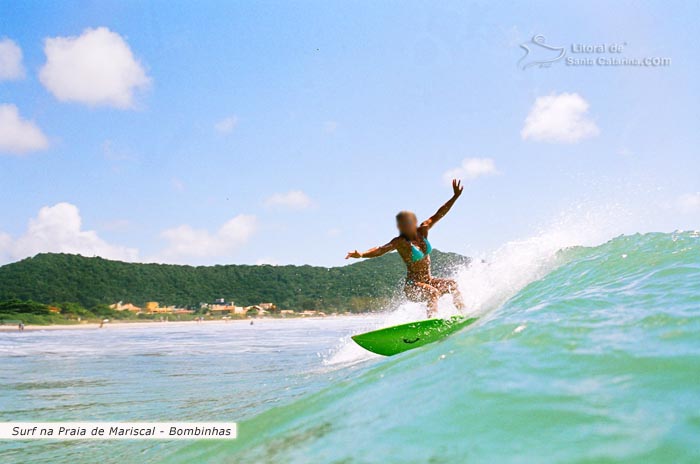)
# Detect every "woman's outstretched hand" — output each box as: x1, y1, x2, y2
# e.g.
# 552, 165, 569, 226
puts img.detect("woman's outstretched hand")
345, 250, 362, 259
452, 179, 463, 198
